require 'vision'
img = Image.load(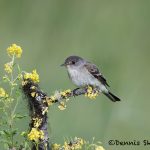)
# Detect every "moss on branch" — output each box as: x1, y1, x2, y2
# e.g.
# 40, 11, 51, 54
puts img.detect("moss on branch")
22, 79, 99, 150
